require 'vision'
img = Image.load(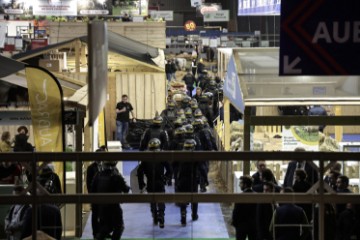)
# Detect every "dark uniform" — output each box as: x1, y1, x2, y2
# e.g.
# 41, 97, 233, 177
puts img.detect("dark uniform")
139, 116, 169, 151
204, 80, 220, 118
137, 138, 171, 228
169, 127, 186, 188
86, 161, 101, 238
91, 162, 130, 240
177, 139, 200, 225
182, 72, 197, 97
192, 119, 214, 192
21, 204, 63, 240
